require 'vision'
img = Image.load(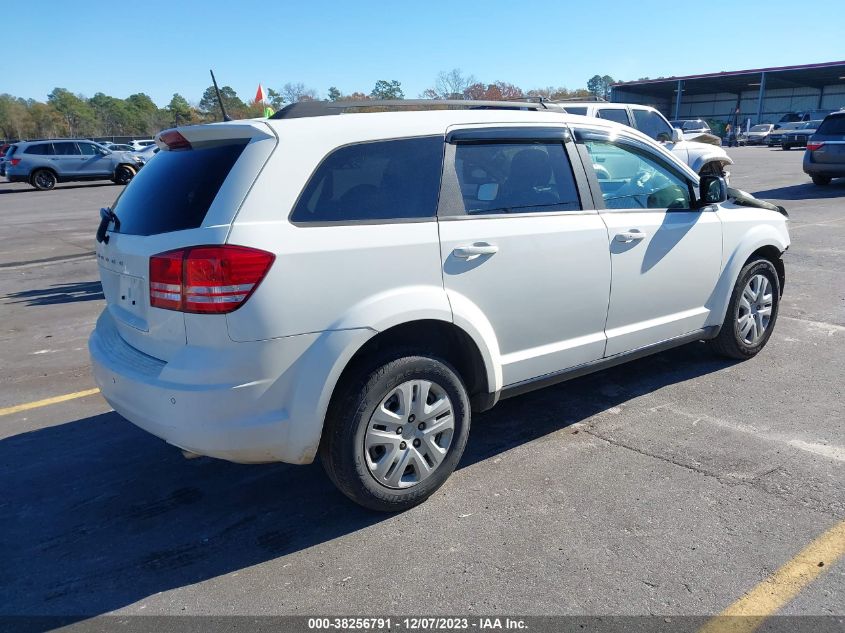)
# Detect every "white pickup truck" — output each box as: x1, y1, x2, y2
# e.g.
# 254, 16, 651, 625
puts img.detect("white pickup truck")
561, 102, 733, 179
